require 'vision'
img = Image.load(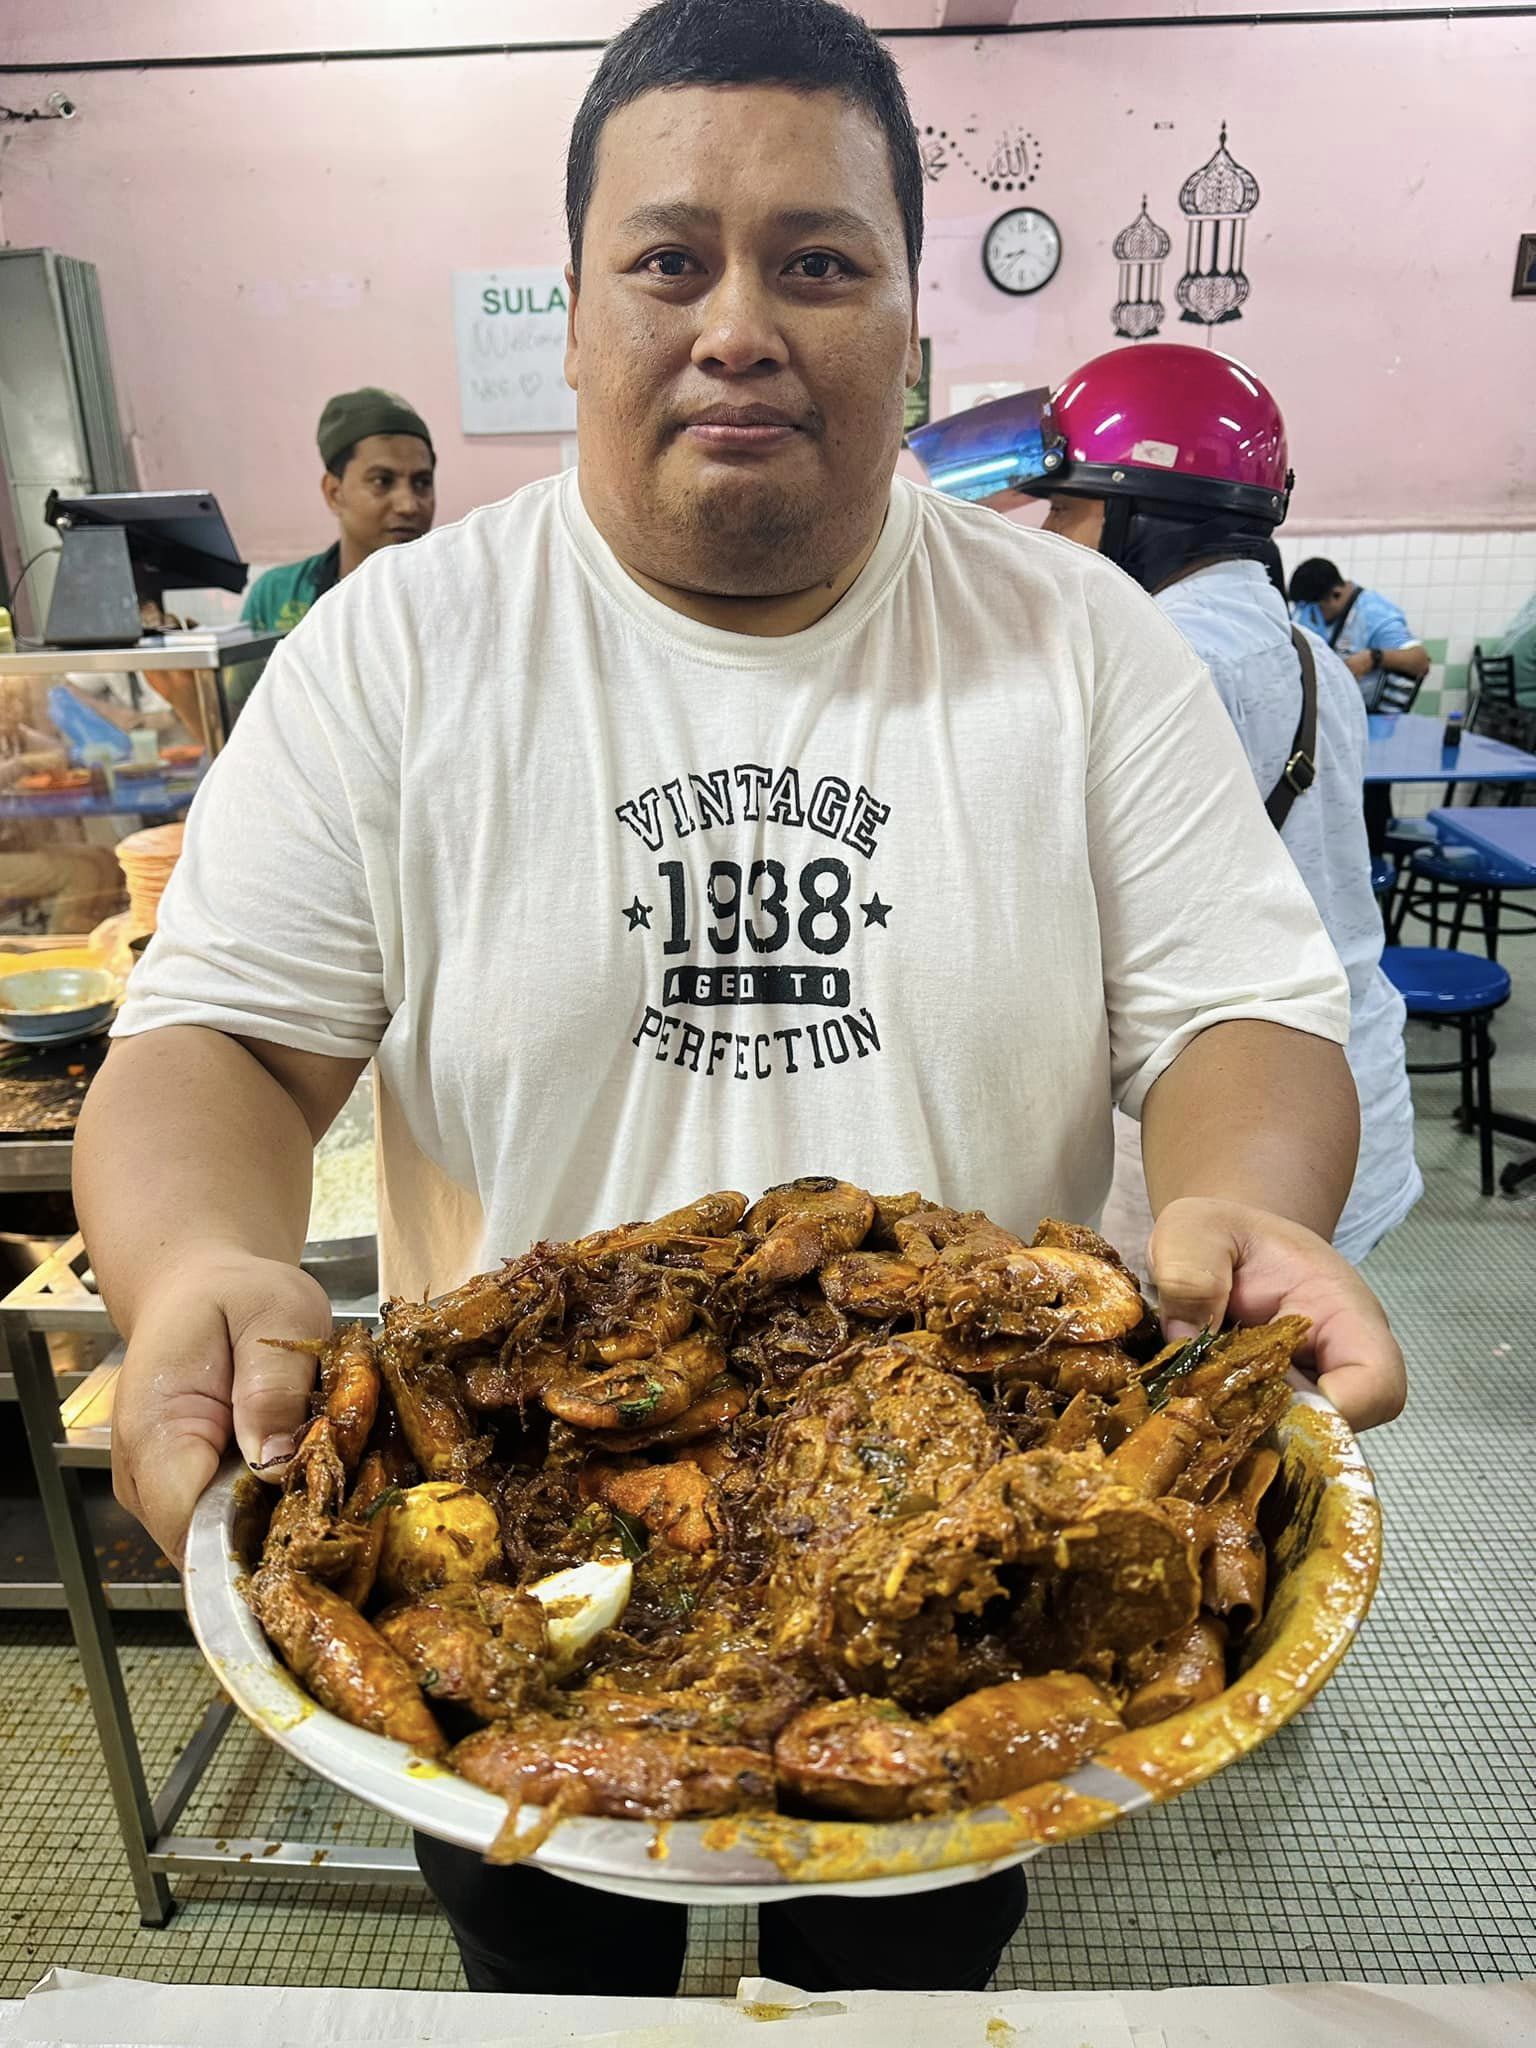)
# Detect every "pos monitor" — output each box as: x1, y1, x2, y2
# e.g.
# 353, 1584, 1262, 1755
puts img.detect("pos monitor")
41, 488, 248, 648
